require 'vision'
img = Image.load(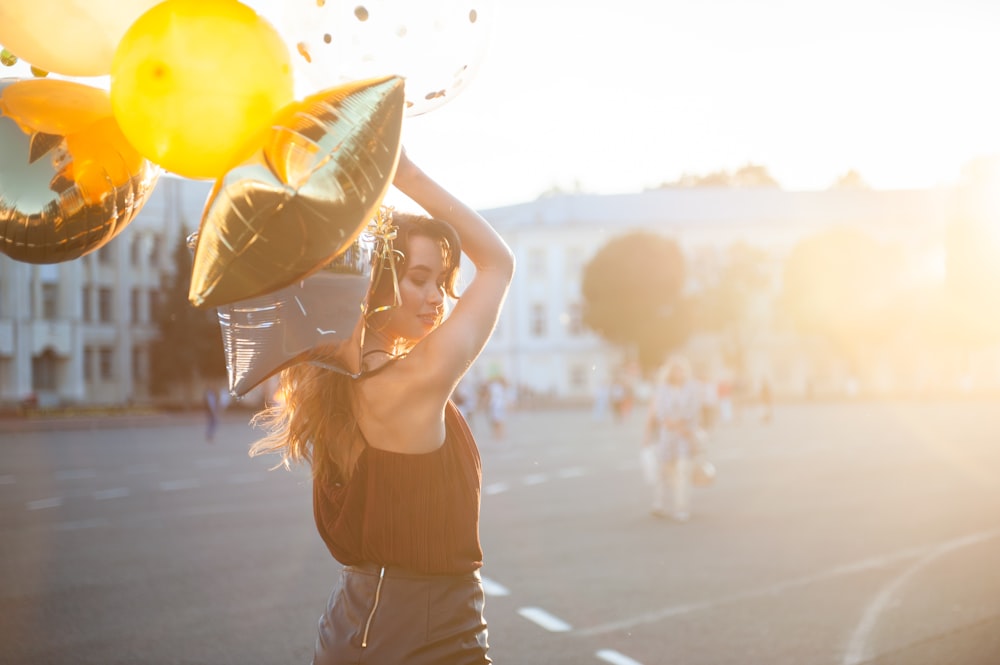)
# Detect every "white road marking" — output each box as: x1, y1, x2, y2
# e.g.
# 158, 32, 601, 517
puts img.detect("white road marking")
94, 487, 130, 500
55, 469, 97, 480
579, 530, 1000, 636
841, 530, 999, 665
522, 473, 548, 485
27, 497, 63, 510
480, 576, 510, 596
0, 474, 14, 485
483, 482, 509, 495
518, 607, 572, 632
596, 649, 645, 665
159, 479, 200, 491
